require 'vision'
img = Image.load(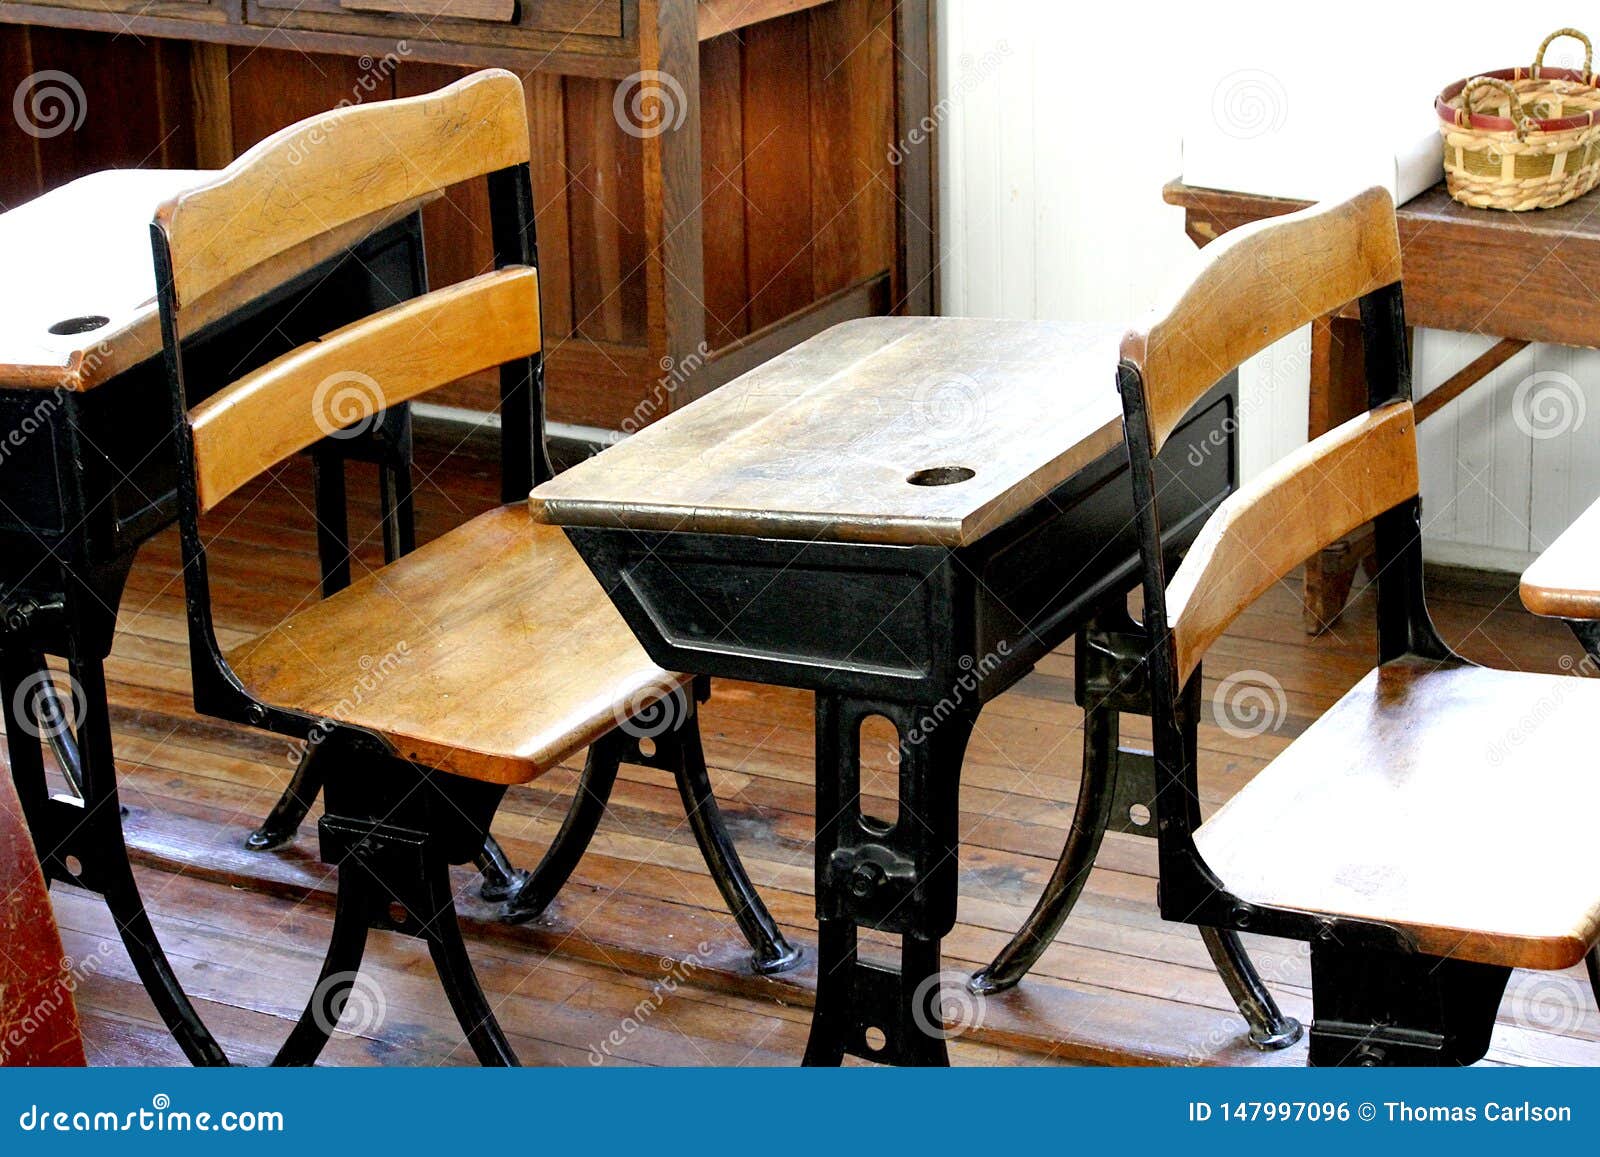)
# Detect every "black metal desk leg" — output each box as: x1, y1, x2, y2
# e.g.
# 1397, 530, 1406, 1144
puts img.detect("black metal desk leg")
14, 655, 229, 1066
805, 695, 974, 1067
969, 690, 1116, 996
973, 614, 1301, 1049
1561, 620, 1600, 1014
